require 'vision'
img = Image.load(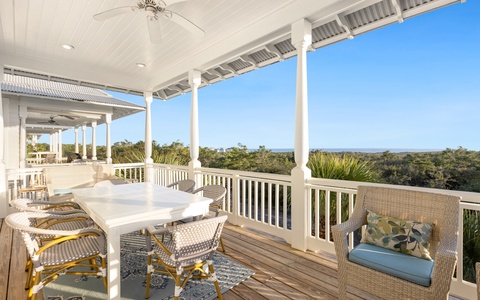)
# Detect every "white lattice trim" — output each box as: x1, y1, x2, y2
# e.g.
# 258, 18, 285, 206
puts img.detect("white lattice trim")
174, 285, 183, 296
